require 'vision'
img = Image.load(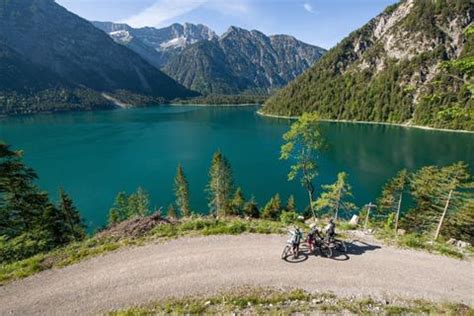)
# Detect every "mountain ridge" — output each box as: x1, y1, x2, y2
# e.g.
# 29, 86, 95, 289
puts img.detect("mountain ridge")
262, 0, 473, 131
0, 0, 196, 115
93, 21, 327, 95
